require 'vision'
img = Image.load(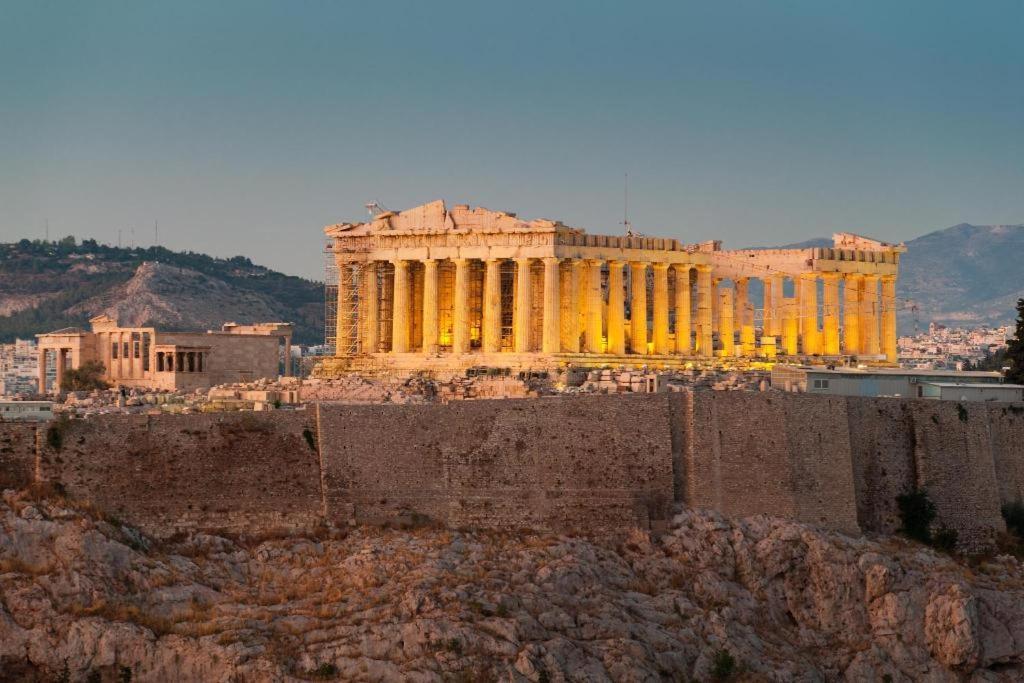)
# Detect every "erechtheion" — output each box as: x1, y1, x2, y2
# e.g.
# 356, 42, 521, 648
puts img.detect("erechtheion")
320, 200, 904, 374
37, 316, 293, 393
